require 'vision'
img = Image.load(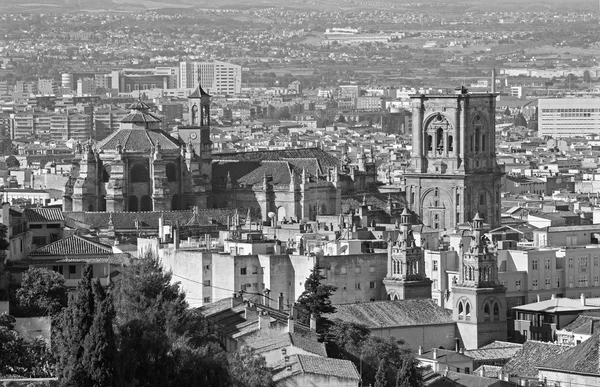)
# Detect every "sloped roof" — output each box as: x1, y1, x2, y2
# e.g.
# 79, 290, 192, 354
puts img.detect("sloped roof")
513, 297, 600, 313
241, 331, 327, 358
23, 208, 64, 223
97, 128, 180, 152
120, 100, 162, 123
502, 340, 571, 379
540, 332, 600, 375
328, 299, 453, 328
237, 161, 301, 186
213, 148, 339, 172
30, 235, 114, 257
465, 341, 523, 361
558, 315, 600, 336
272, 354, 359, 382
188, 84, 211, 98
